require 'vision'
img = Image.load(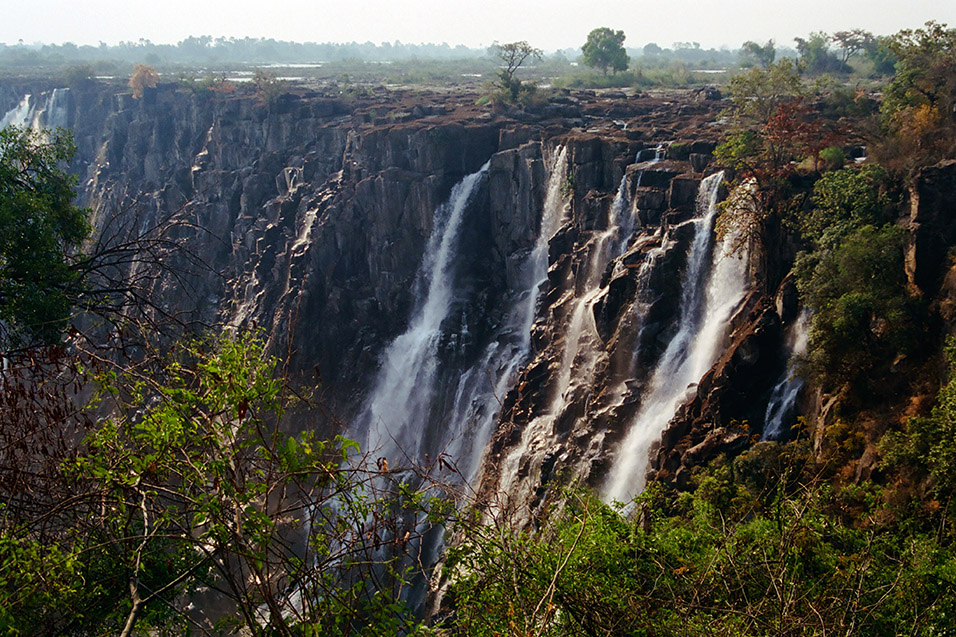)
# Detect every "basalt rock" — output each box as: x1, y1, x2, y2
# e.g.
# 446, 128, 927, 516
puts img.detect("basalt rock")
3, 79, 785, 510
